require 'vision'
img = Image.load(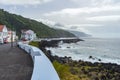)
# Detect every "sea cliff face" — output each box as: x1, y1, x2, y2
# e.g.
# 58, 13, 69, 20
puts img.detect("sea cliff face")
29, 40, 120, 80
